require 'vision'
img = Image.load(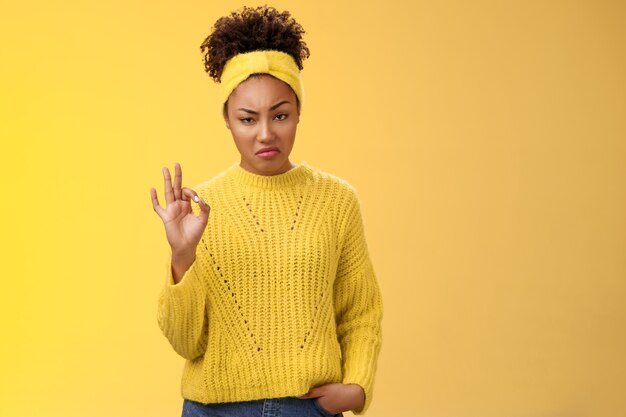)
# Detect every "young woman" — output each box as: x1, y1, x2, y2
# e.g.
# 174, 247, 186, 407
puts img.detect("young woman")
150, 6, 383, 417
